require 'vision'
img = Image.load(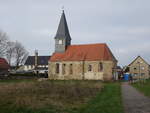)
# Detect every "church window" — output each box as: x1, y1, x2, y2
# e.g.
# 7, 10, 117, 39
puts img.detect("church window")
88, 65, 92, 72
56, 63, 59, 74
69, 64, 73, 74
62, 64, 66, 74
99, 62, 103, 72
